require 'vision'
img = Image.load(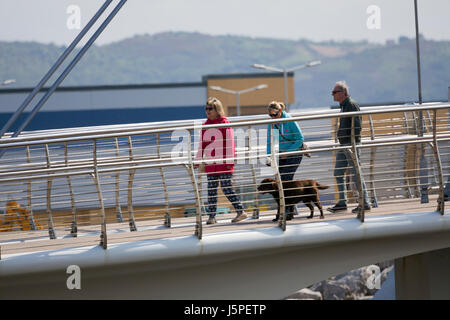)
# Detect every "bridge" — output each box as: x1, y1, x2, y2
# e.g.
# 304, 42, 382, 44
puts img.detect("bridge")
1, 102, 450, 299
